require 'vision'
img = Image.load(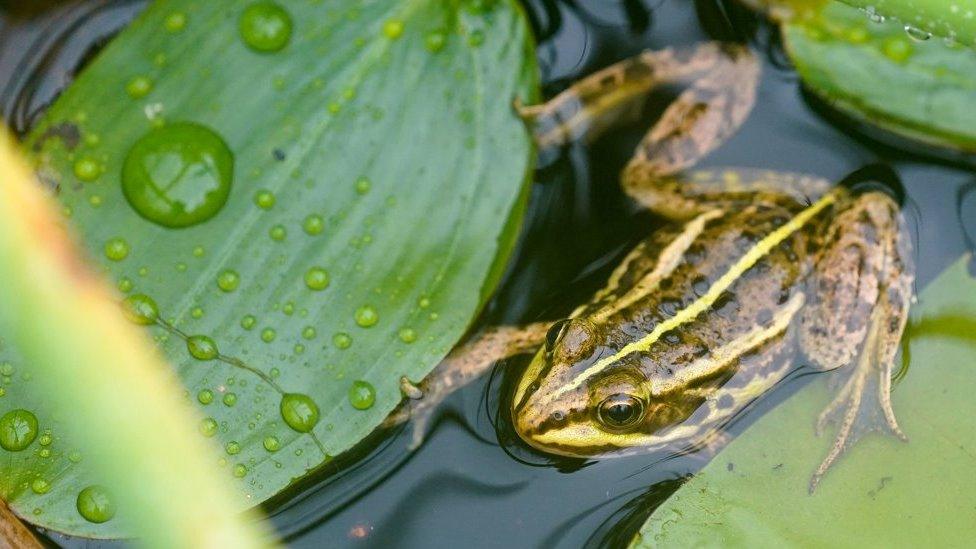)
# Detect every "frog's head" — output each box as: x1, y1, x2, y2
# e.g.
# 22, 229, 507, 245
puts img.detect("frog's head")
511, 318, 704, 458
